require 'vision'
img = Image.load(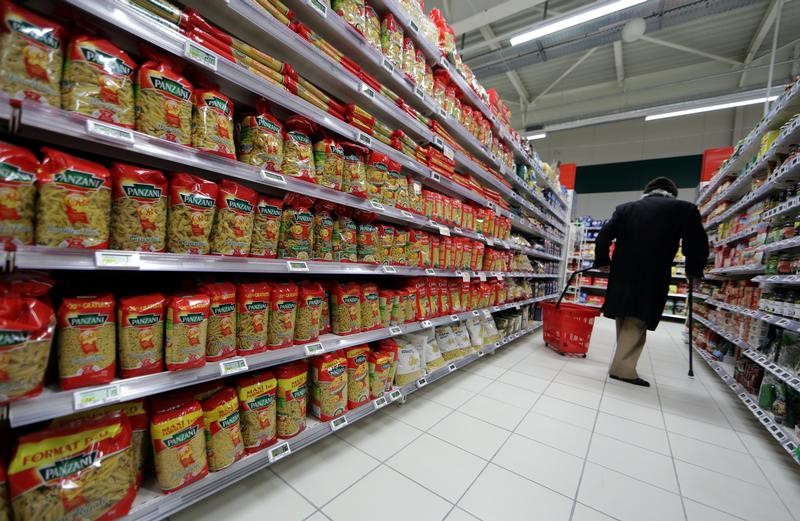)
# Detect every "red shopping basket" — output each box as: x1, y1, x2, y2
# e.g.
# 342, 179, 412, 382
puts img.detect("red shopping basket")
542, 267, 602, 357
